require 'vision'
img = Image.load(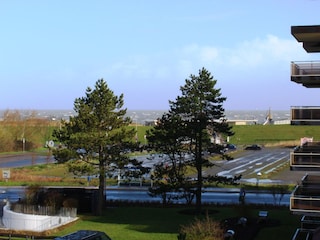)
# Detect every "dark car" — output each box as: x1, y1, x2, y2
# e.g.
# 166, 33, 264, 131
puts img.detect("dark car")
55, 230, 112, 240
225, 143, 237, 151
245, 144, 261, 150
